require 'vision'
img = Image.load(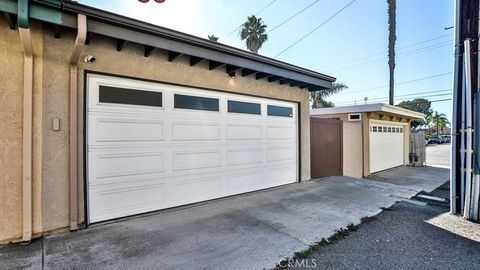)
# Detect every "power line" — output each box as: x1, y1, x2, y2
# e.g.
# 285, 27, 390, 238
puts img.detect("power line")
274, 0, 357, 58
224, 0, 278, 38
335, 97, 452, 107
268, 0, 320, 34
430, 98, 452, 103
343, 72, 453, 95
335, 92, 453, 105
335, 88, 452, 104
328, 40, 453, 72
318, 33, 452, 70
